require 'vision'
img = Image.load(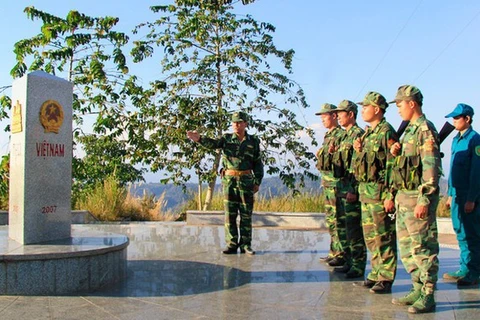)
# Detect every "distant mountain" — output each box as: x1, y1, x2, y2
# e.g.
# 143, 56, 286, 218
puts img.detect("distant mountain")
130, 176, 448, 210
130, 183, 193, 210
130, 176, 322, 210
